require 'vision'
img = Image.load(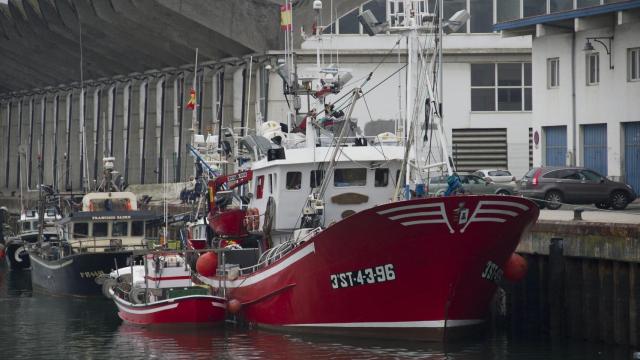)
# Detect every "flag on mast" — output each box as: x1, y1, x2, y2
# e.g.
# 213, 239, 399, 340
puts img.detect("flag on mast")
186, 88, 196, 110
280, 3, 292, 31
